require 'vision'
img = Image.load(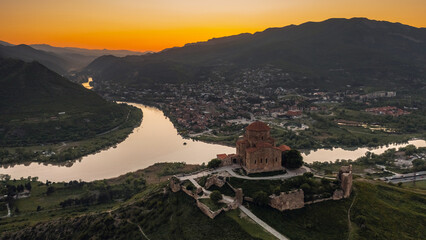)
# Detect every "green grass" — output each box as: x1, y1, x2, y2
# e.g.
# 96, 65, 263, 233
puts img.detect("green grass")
243, 179, 426, 240
226, 209, 276, 240
401, 180, 426, 190
207, 184, 236, 197
199, 198, 226, 211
